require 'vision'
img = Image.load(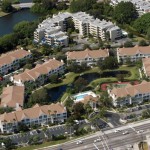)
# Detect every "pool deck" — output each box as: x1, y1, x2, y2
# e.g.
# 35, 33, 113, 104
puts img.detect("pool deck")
72, 91, 97, 102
